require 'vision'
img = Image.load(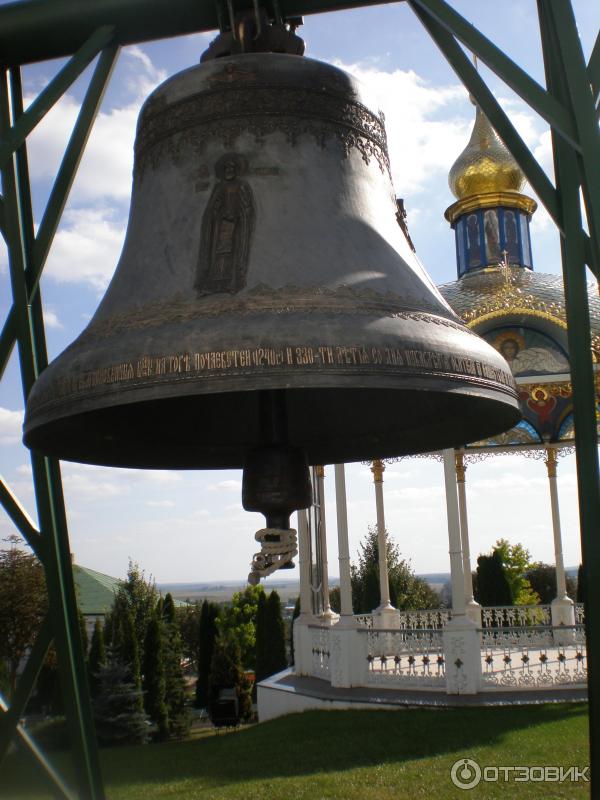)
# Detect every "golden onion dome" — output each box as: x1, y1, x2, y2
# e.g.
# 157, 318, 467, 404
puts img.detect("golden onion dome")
449, 106, 526, 200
